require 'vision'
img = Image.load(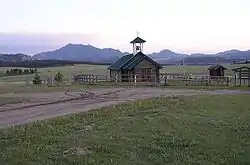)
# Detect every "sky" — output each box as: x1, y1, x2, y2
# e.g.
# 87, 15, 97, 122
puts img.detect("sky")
0, 0, 250, 54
